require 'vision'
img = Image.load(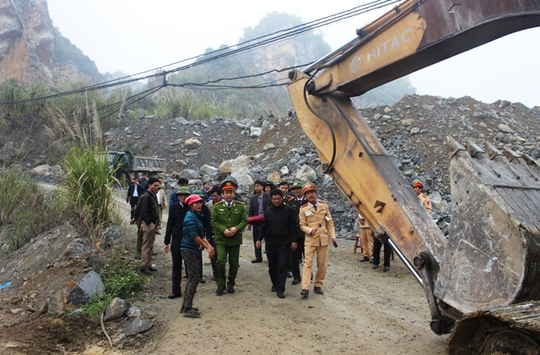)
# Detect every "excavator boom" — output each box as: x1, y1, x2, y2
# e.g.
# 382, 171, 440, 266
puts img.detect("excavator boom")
288, 0, 540, 352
